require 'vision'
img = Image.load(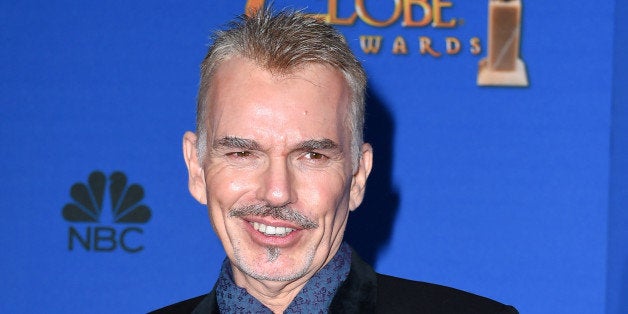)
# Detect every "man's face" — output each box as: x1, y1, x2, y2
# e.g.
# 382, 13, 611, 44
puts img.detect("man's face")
183, 56, 372, 285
